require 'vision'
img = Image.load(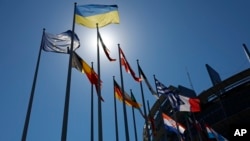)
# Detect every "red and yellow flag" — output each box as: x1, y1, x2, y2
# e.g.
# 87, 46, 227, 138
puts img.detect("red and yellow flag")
72, 52, 104, 101
119, 47, 142, 82
114, 80, 141, 108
